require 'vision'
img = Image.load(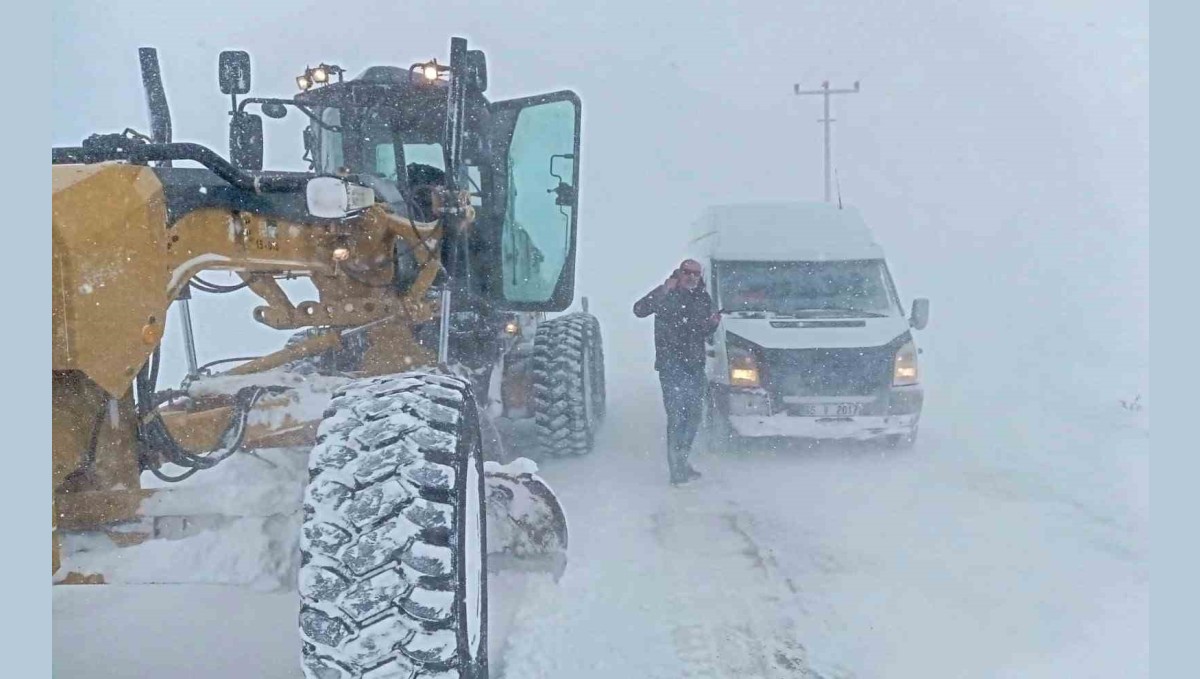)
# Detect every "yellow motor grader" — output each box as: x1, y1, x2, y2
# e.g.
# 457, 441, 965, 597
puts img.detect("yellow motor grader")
52, 38, 605, 678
